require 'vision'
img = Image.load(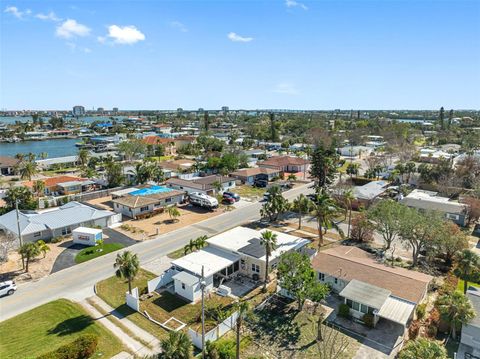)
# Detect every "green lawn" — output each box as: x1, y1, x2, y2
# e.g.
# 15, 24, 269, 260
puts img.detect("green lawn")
167, 247, 186, 259
456, 280, 480, 293
96, 268, 169, 338
234, 185, 266, 200
0, 299, 124, 359
75, 243, 125, 263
